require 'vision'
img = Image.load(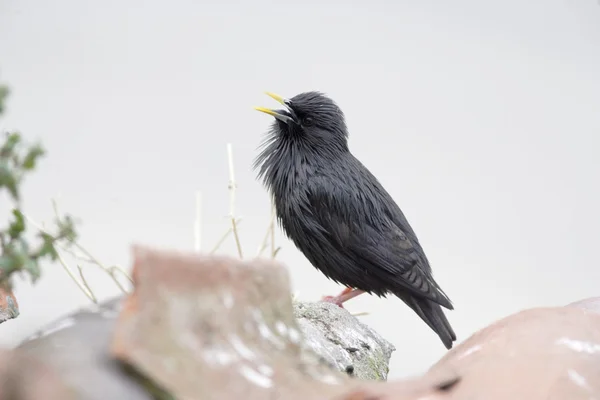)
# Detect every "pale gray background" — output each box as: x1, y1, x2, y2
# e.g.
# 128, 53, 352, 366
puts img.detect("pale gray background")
1, 0, 599, 379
